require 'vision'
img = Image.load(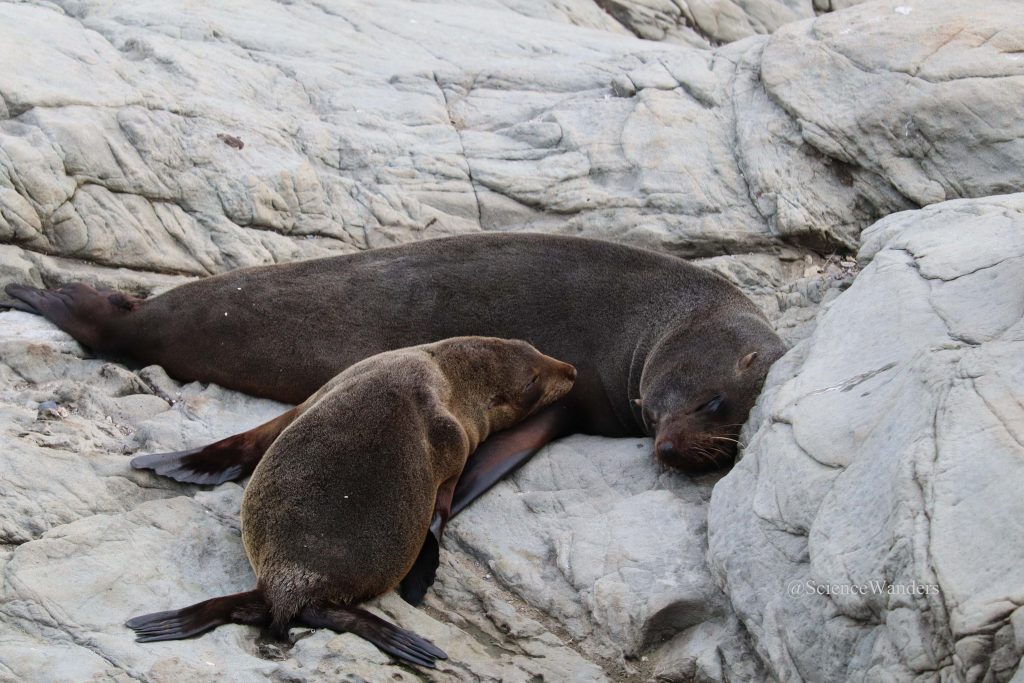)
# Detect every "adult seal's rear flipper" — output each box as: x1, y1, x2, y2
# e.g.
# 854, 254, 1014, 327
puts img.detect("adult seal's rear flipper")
4, 282, 141, 351
130, 406, 300, 484
399, 402, 574, 605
